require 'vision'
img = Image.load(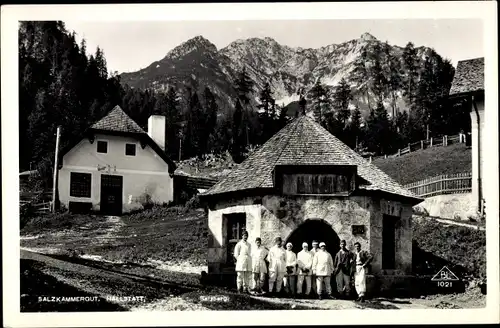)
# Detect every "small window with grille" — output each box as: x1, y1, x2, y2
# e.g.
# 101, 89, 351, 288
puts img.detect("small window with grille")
70, 172, 91, 198
97, 141, 108, 153
125, 143, 136, 156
